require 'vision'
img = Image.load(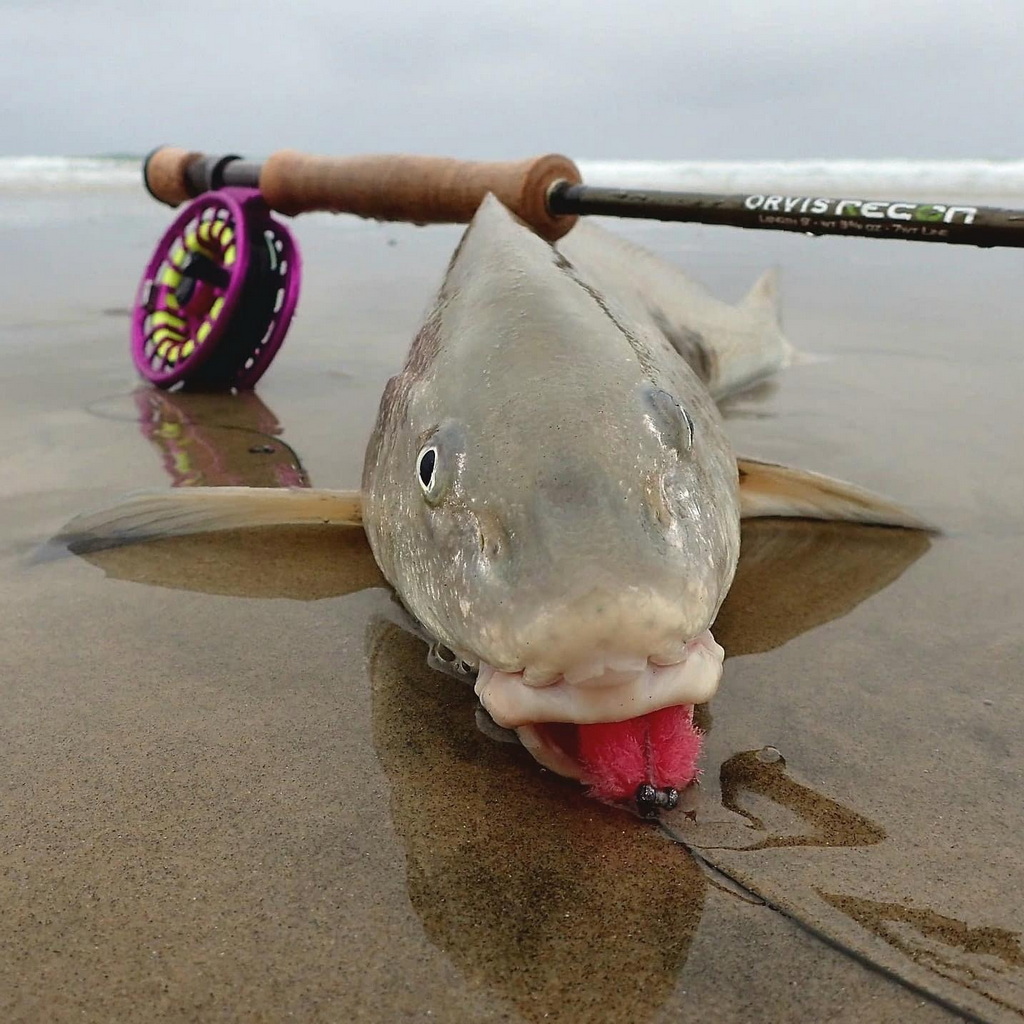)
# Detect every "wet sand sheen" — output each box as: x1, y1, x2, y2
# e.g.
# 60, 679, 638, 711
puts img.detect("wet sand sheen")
1, 192, 1021, 1021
